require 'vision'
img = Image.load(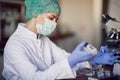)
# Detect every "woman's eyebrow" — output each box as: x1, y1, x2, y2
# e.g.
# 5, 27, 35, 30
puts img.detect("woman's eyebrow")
51, 14, 57, 18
